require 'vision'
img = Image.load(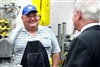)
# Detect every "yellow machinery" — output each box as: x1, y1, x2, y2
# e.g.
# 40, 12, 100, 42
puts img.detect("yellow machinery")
32, 0, 50, 26
0, 18, 11, 38
32, 0, 51, 65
